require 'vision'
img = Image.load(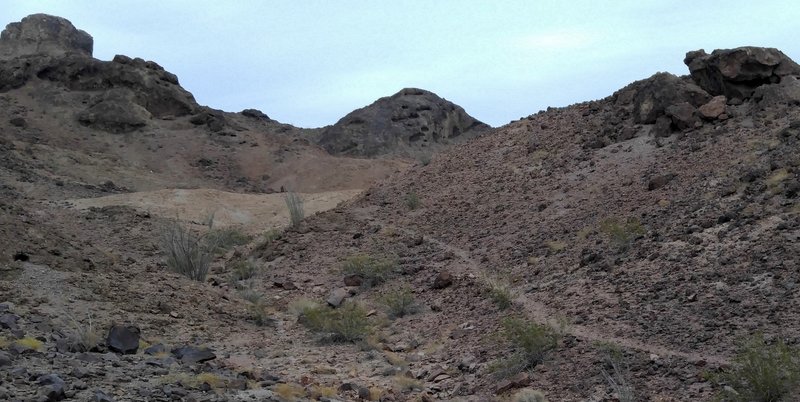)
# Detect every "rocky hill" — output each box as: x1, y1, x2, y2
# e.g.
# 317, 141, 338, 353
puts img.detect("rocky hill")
2, 12, 800, 402
316, 88, 490, 158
